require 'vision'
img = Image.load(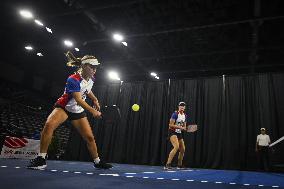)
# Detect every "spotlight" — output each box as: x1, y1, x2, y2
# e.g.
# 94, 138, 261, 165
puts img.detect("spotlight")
64, 40, 73, 47
150, 72, 157, 77
113, 33, 124, 42
25, 46, 33, 51
108, 71, 120, 81
19, 10, 33, 19
34, 19, 44, 26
